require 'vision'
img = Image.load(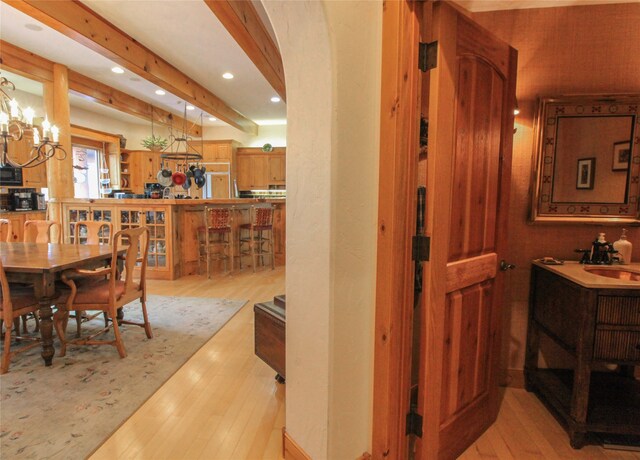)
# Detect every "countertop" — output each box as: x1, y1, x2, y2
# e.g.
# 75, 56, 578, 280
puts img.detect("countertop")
0, 209, 47, 214
50, 198, 285, 206
533, 260, 640, 289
